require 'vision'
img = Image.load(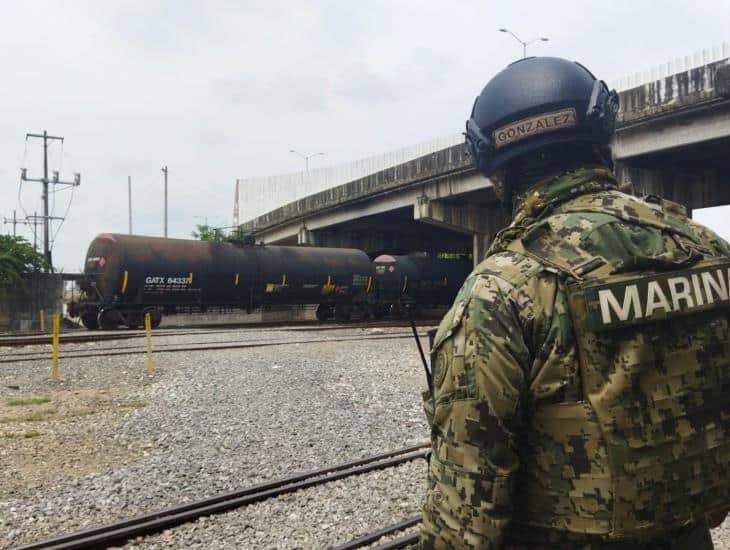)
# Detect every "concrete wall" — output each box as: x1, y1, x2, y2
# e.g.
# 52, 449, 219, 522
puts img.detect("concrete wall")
240, 143, 472, 235
0, 273, 63, 332
160, 305, 317, 327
